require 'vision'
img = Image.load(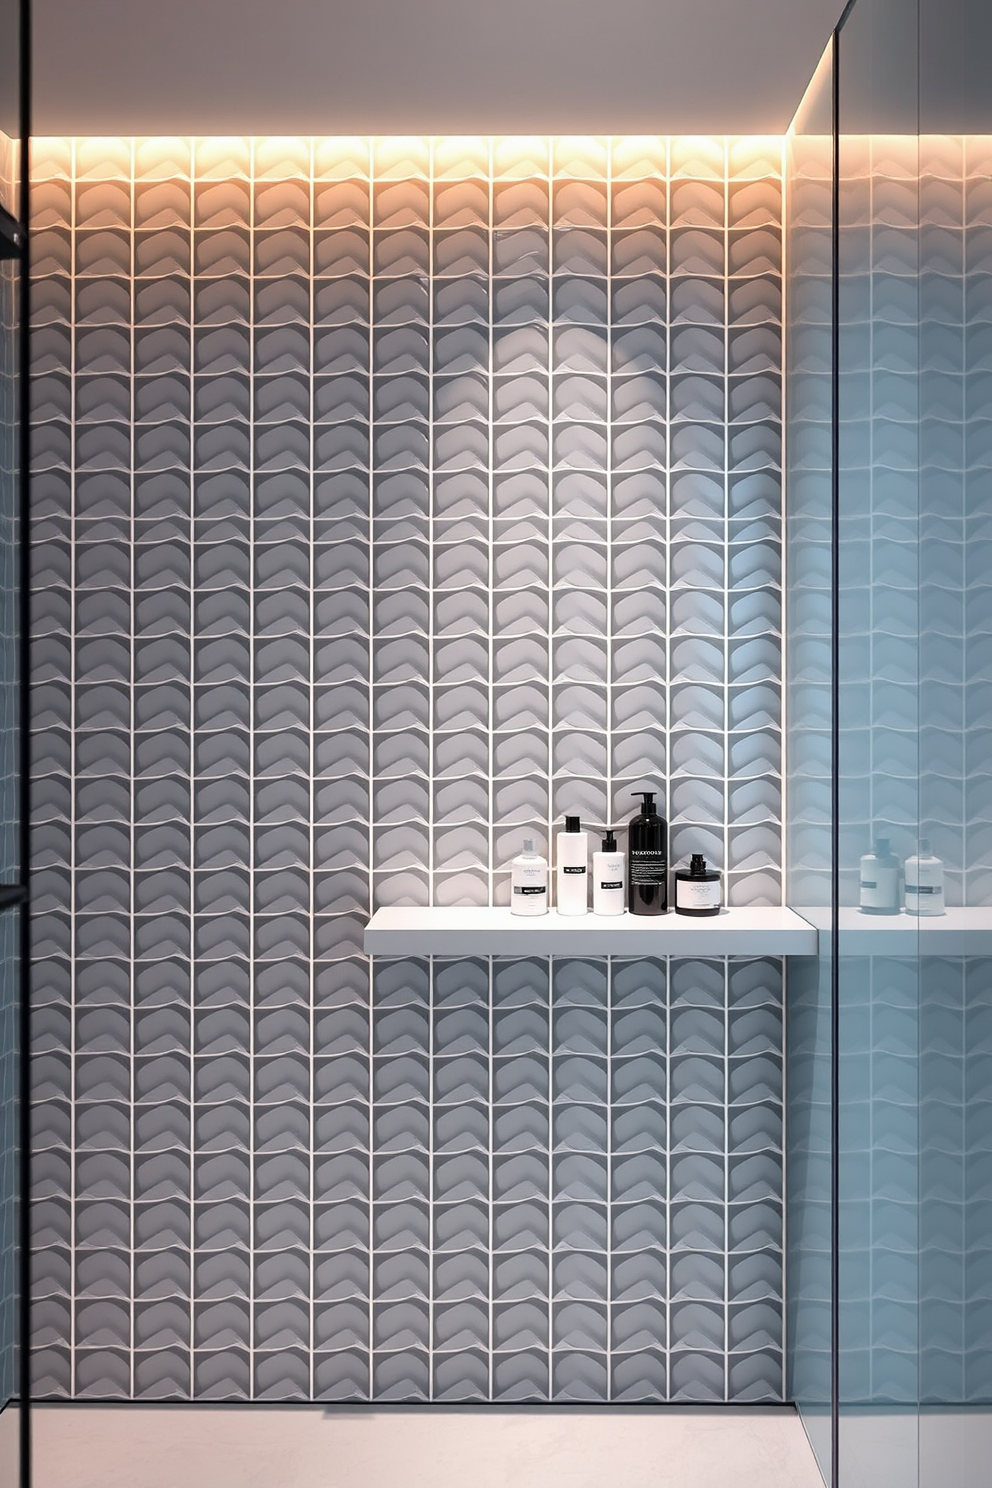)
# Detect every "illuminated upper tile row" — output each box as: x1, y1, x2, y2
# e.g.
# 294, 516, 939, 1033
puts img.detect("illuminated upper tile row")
32, 135, 785, 184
